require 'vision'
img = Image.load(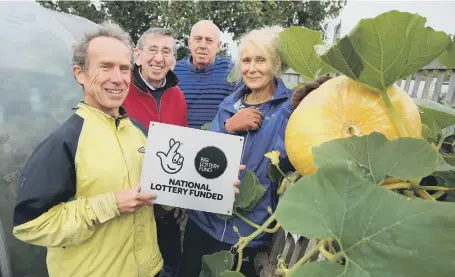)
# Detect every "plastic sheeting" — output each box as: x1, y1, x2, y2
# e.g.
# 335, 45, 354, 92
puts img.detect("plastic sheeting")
0, 1, 98, 276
